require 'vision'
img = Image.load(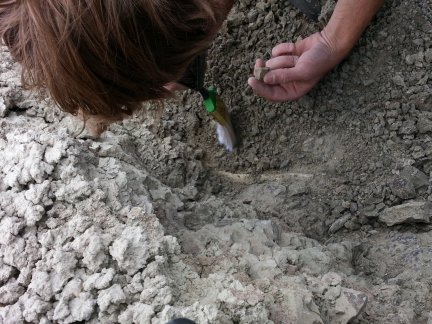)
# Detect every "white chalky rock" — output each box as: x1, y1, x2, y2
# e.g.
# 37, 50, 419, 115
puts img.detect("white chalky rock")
53, 292, 96, 323
21, 293, 52, 322
0, 190, 48, 227
333, 288, 368, 324
140, 285, 173, 308
118, 303, 155, 324
321, 272, 343, 287
83, 268, 115, 291
109, 226, 151, 275
248, 259, 280, 279
2, 138, 54, 187
68, 293, 97, 322
44, 141, 67, 164
0, 280, 25, 304
124, 272, 144, 295
45, 250, 77, 287
97, 284, 127, 312
82, 273, 103, 292
0, 261, 15, 284
61, 278, 83, 300
2, 235, 39, 270
28, 271, 54, 302
0, 216, 25, 245
0, 96, 8, 117
24, 181, 52, 205
53, 299, 70, 321
0, 303, 24, 323
217, 283, 264, 307
16, 265, 33, 287
71, 226, 111, 271
54, 177, 93, 203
